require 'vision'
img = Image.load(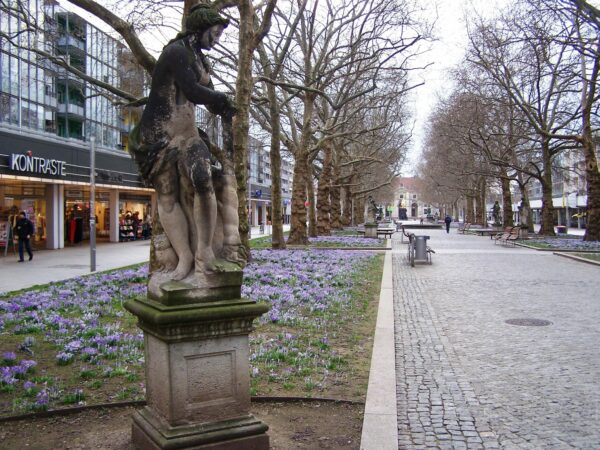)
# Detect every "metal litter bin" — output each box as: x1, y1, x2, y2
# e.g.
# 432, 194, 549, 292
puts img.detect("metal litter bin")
414, 235, 430, 261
